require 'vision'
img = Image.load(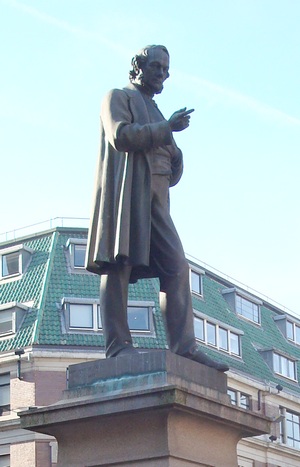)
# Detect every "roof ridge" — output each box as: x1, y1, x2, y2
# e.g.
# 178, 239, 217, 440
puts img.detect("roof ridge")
32, 231, 59, 344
